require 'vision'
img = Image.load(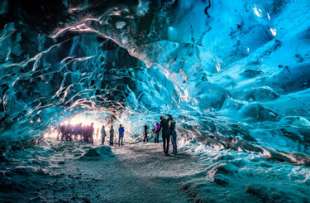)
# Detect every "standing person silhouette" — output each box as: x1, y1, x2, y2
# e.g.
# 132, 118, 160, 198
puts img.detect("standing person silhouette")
160, 116, 170, 155
168, 115, 177, 155
101, 125, 107, 145
109, 125, 114, 146
89, 123, 94, 144
143, 125, 148, 143
153, 122, 161, 143
118, 124, 125, 146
